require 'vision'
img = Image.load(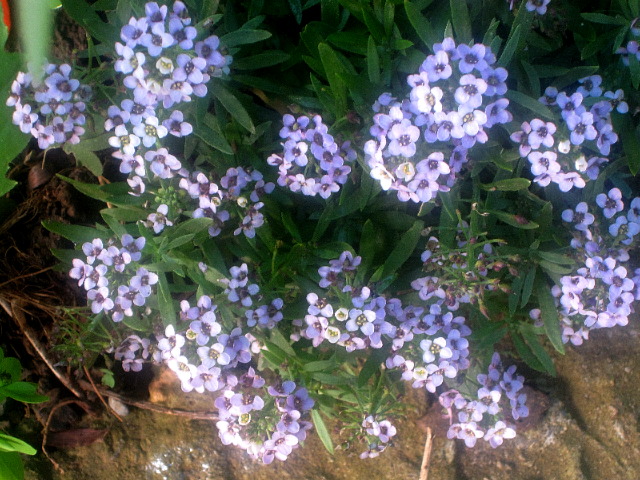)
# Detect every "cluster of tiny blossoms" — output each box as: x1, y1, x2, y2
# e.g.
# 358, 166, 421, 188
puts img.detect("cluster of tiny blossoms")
616, 18, 640, 66
511, 75, 627, 191
364, 37, 512, 203
68, 235, 157, 324
105, 1, 233, 231
7, 63, 92, 149
440, 352, 528, 448
267, 114, 356, 198
359, 415, 397, 458
180, 166, 274, 239
542, 188, 640, 345
293, 250, 472, 392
